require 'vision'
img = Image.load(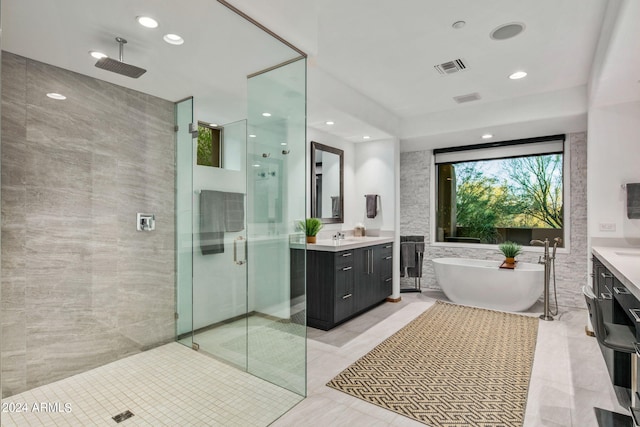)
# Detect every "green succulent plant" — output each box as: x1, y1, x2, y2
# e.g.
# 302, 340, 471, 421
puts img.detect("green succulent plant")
298, 218, 323, 237
498, 241, 523, 258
